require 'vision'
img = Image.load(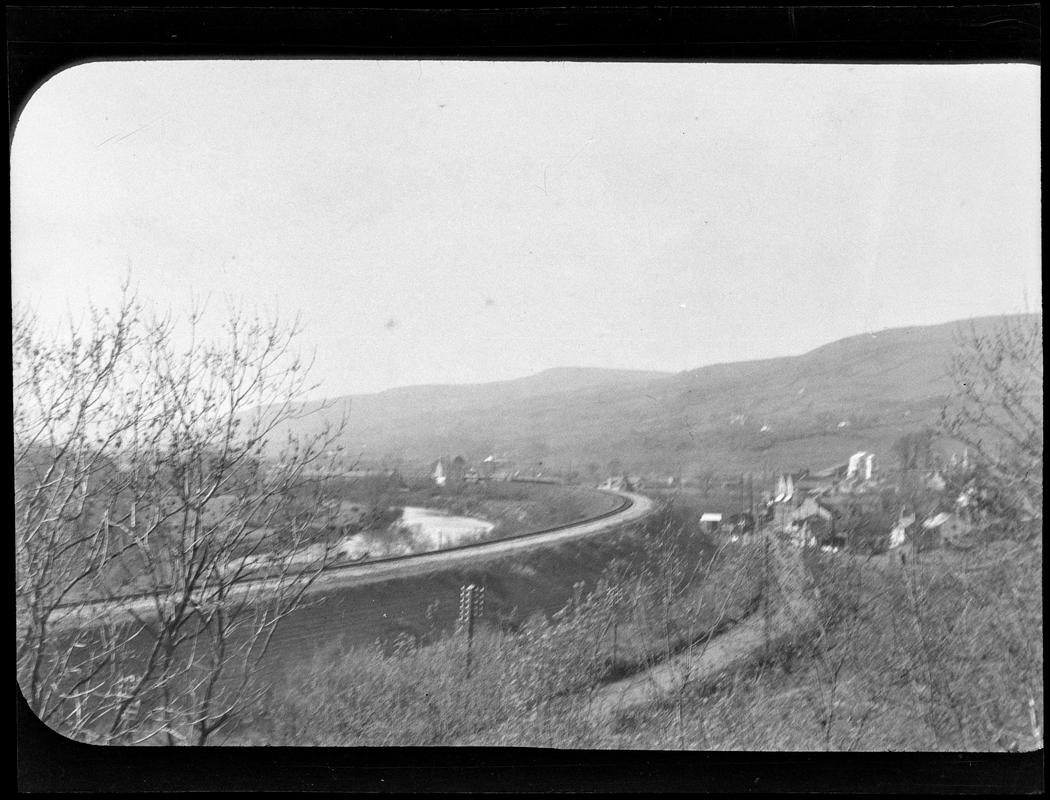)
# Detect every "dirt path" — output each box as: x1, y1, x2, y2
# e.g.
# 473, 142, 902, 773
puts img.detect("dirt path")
589, 530, 822, 722
588, 607, 815, 721
587, 542, 911, 721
